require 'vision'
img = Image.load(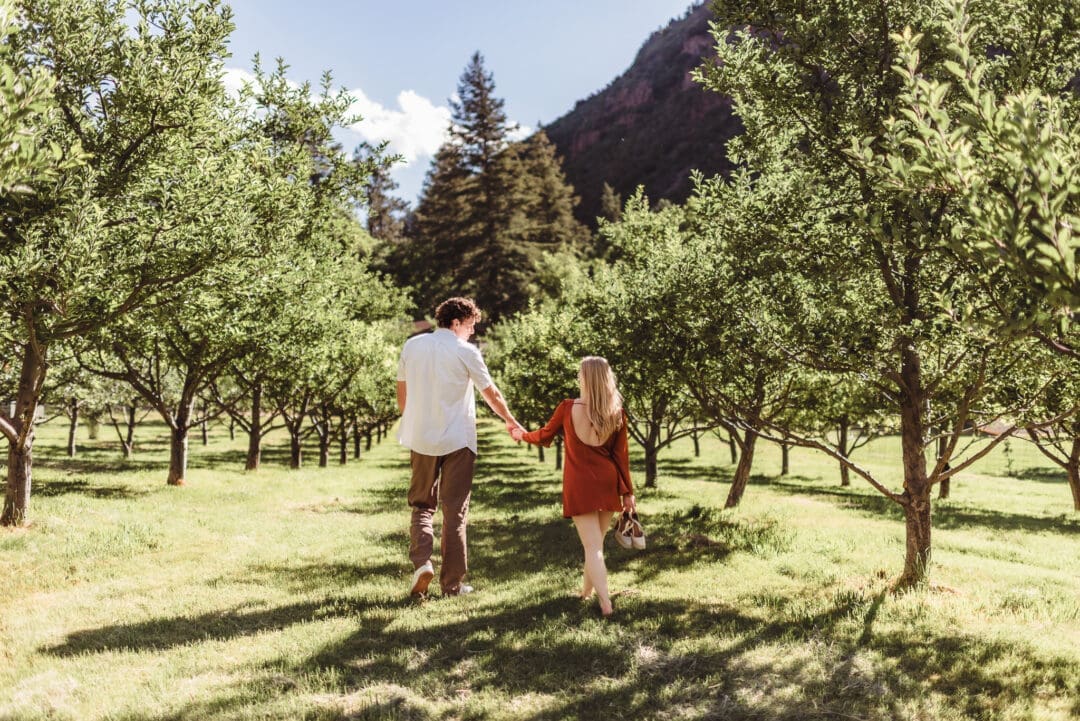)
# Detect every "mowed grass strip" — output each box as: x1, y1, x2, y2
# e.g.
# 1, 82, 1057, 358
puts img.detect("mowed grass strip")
1, 418, 1078, 720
